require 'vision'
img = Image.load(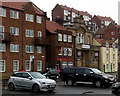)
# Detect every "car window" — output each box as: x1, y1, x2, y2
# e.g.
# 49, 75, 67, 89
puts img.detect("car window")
85, 69, 91, 74
15, 73, 23, 78
76, 68, 85, 74
23, 73, 30, 78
